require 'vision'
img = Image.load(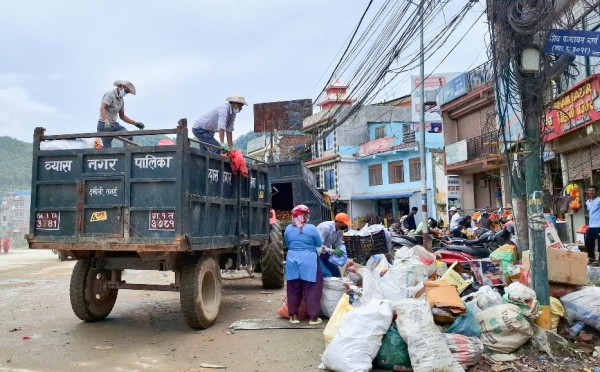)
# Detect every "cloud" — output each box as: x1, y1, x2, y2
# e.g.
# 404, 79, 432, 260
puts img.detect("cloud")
0, 73, 64, 141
